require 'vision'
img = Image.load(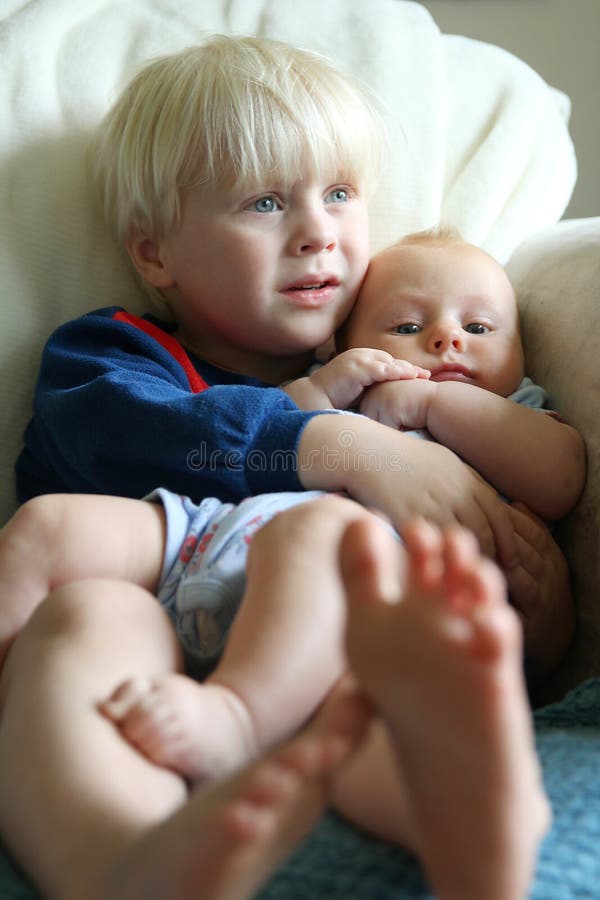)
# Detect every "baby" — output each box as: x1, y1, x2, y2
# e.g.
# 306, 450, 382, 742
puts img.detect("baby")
287, 226, 584, 687
292, 225, 579, 525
